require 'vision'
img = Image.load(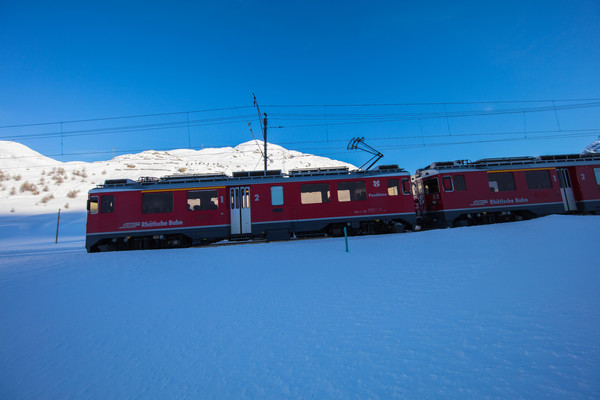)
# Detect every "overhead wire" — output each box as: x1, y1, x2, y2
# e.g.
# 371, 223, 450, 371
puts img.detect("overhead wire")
3, 98, 599, 130
0, 106, 255, 130
1, 98, 599, 168
1, 127, 598, 165
3, 100, 599, 141
268, 101, 600, 128
262, 98, 600, 107
0, 115, 256, 141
